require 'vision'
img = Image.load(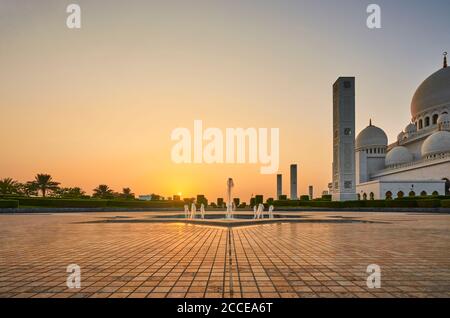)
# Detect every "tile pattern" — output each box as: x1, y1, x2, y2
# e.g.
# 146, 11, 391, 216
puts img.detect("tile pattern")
0, 212, 449, 298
